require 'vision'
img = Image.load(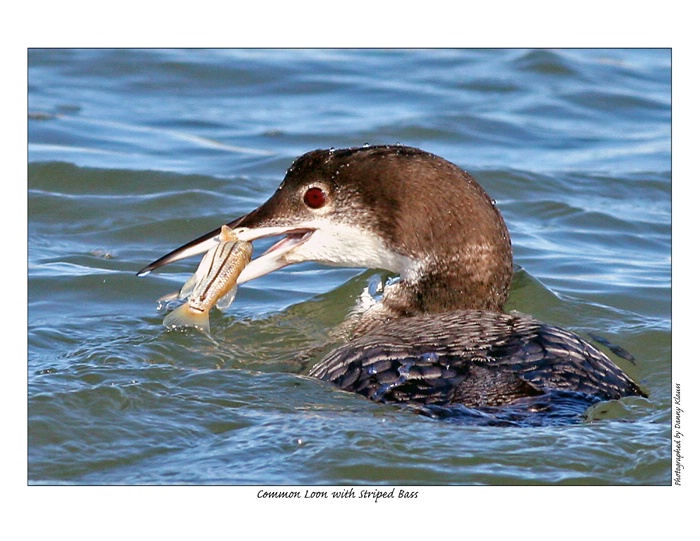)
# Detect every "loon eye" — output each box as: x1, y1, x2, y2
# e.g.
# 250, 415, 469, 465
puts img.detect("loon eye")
303, 186, 327, 209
